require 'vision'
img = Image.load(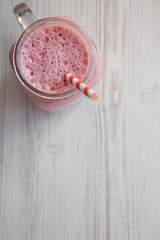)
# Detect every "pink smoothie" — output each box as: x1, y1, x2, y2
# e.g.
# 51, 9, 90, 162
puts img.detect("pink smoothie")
18, 25, 88, 93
